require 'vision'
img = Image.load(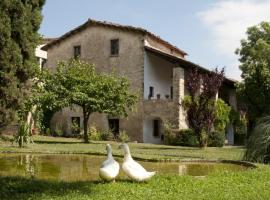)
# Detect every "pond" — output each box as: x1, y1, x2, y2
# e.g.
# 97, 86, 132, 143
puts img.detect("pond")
0, 153, 250, 182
